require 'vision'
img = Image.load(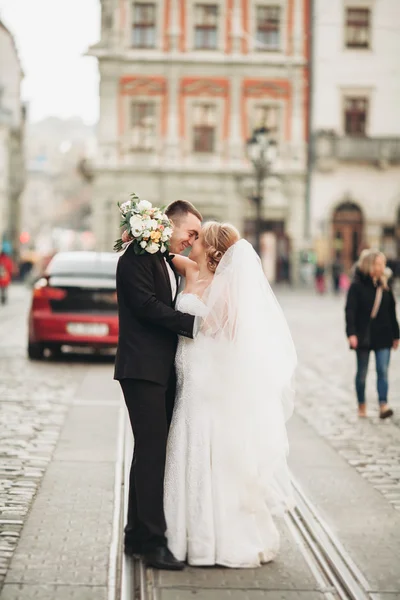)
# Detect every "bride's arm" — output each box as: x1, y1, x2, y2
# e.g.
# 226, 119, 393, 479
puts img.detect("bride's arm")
171, 255, 199, 278
200, 281, 237, 340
